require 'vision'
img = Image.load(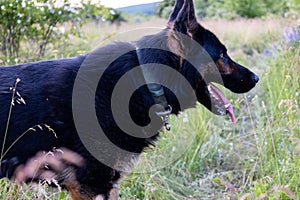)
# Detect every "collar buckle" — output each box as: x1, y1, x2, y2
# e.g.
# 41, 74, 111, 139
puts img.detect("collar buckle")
156, 105, 172, 131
